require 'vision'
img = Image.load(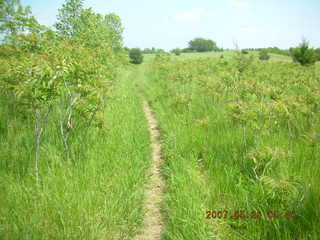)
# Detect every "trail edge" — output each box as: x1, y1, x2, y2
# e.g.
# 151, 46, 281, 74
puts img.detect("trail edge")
133, 101, 164, 240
